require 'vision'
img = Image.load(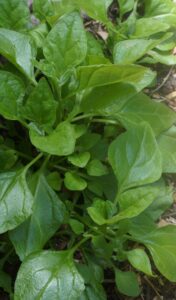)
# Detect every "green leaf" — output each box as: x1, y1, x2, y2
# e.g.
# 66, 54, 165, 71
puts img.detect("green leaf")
152, 14, 176, 27
143, 180, 173, 221
81, 86, 176, 136
0, 29, 36, 82
64, 172, 87, 191
80, 83, 137, 114
108, 123, 162, 192
68, 152, 90, 168
47, 171, 62, 191
0, 71, 25, 120
88, 186, 159, 225
148, 50, 176, 65
77, 64, 156, 92
0, 0, 30, 31
156, 34, 175, 51
29, 121, 76, 156
0, 149, 17, 171
33, 0, 54, 20
117, 92, 176, 135
33, 0, 76, 22
88, 173, 117, 200
79, 284, 106, 300
9, 174, 67, 260
22, 78, 57, 131
43, 12, 87, 77
86, 32, 105, 57
78, 262, 106, 300
133, 18, 170, 38
74, 0, 112, 23
89, 139, 108, 161
29, 23, 49, 49
86, 55, 110, 66
69, 219, 84, 234
86, 159, 108, 177
127, 248, 153, 276
131, 226, 176, 282
85, 32, 109, 64
158, 126, 176, 173
113, 186, 160, 222
79, 257, 104, 283
145, 0, 176, 17
92, 235, 114, 259
87, 199, 117, 225
14, 250, 85, 300
113, 39, 156, 64
0, 270, 12, 294
77, 133, 101, 151
115, 269, 140, 297
118, 0, 134, 16
0, 168, 33, 234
